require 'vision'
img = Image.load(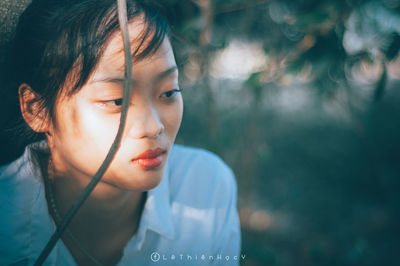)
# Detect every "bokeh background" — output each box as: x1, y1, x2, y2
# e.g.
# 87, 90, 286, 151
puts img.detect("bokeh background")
166, 0, 400, 265
1, 0, 400, 265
